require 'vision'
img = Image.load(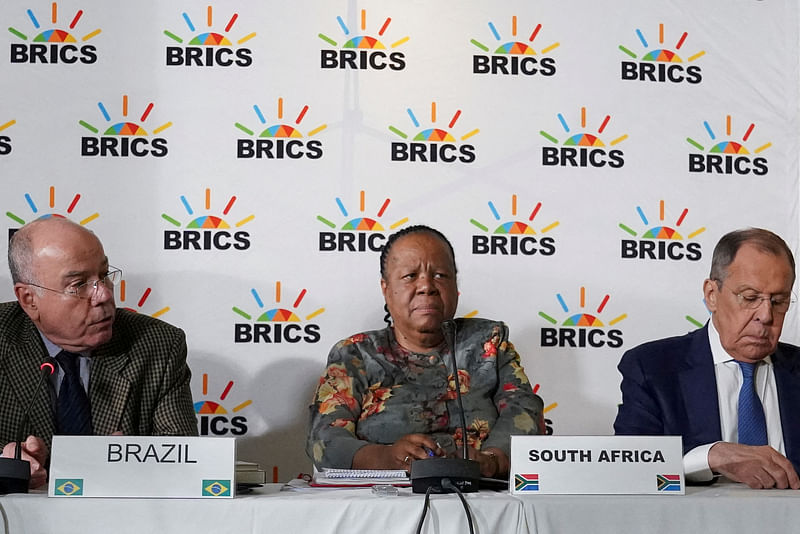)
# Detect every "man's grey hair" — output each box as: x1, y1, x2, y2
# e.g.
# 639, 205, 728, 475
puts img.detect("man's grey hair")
710, 228, 796, 284
8, 217, 97, 286
7, 223, 37, 285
